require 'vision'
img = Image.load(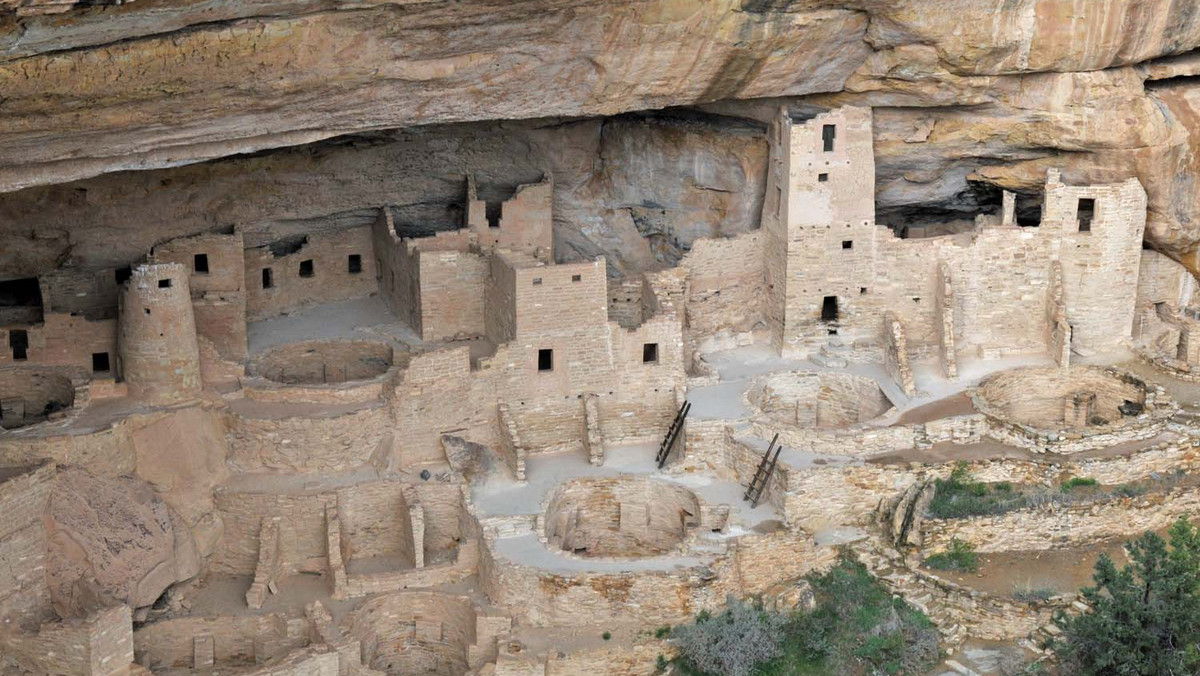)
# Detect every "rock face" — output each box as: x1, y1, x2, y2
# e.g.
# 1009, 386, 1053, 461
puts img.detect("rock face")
0, 1, 870, 192
877, 480, 936, 550
4, 1, 1200, 275
44, 469, 200, 618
